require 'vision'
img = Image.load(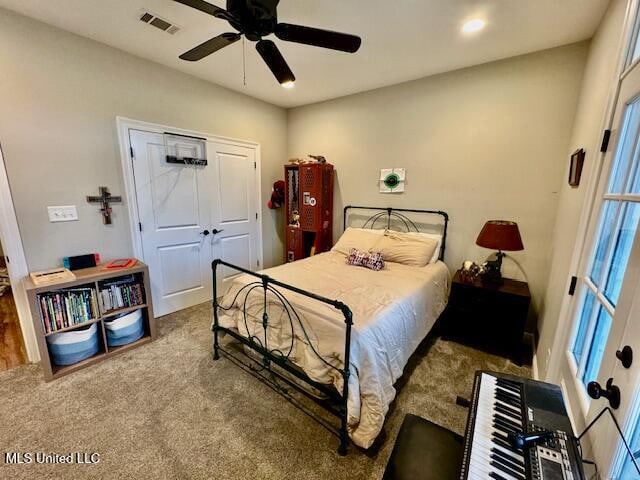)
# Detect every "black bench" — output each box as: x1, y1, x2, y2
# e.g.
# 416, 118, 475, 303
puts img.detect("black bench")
382, 414, 464, 480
